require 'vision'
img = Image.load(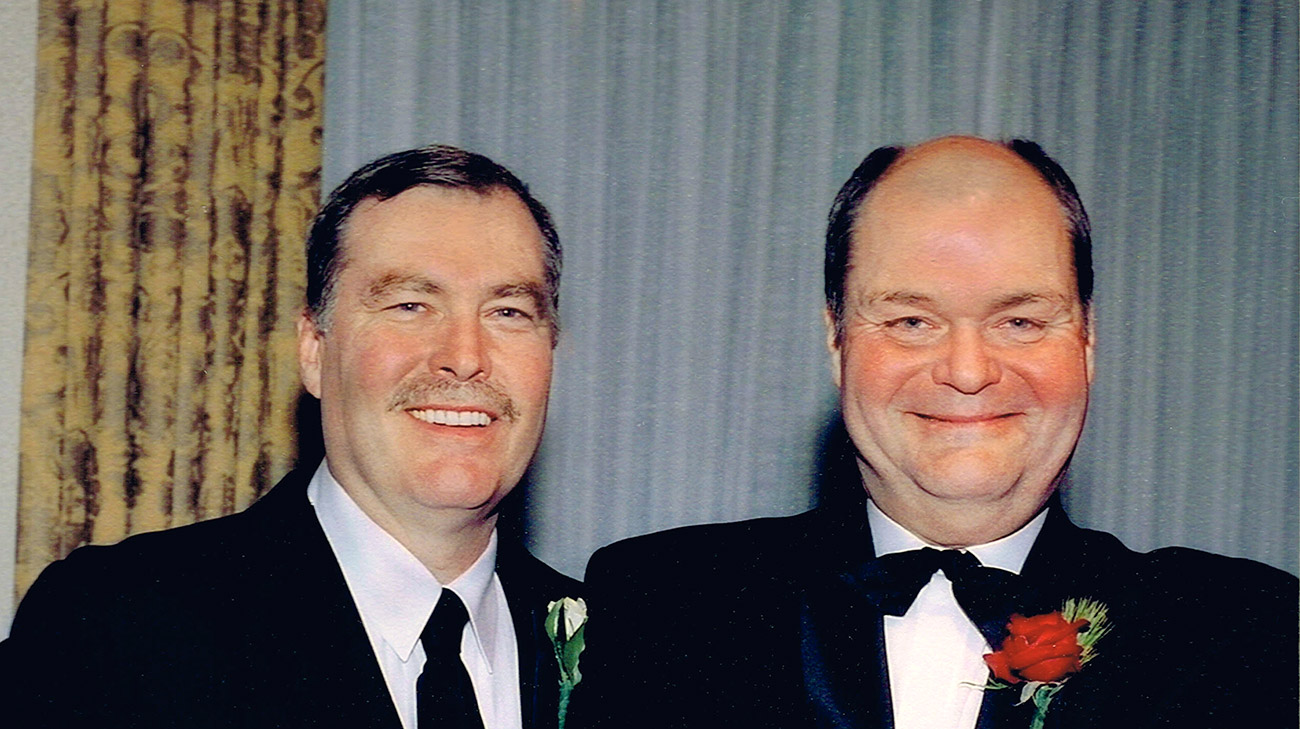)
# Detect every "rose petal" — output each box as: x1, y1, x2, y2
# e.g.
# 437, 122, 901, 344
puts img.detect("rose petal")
990, 610, 1090, 683
1009, 640, 1081, 668
983, 651, 1021, 684
1019, 655, 1083, 682
1012, 613, 1082, 643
